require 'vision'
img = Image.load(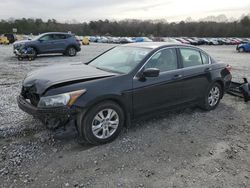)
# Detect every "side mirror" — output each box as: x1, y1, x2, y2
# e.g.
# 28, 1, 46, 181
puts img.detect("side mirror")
142, 68, 160, 78
38, 38, 45, 42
